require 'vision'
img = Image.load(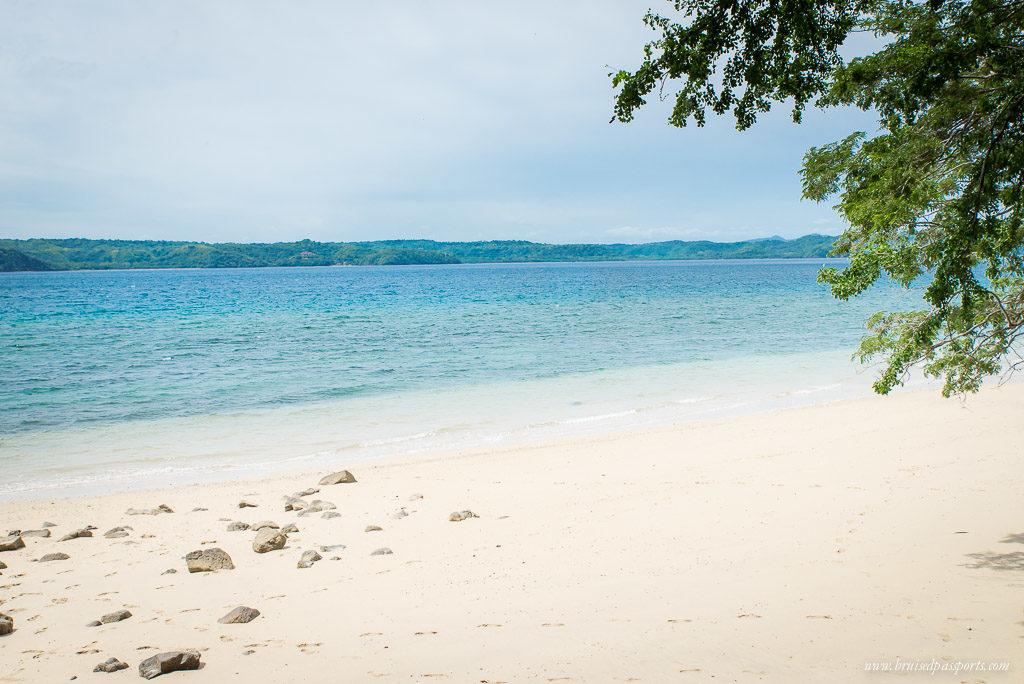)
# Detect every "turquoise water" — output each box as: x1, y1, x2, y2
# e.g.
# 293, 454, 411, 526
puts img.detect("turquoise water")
0, 260, 927, 499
